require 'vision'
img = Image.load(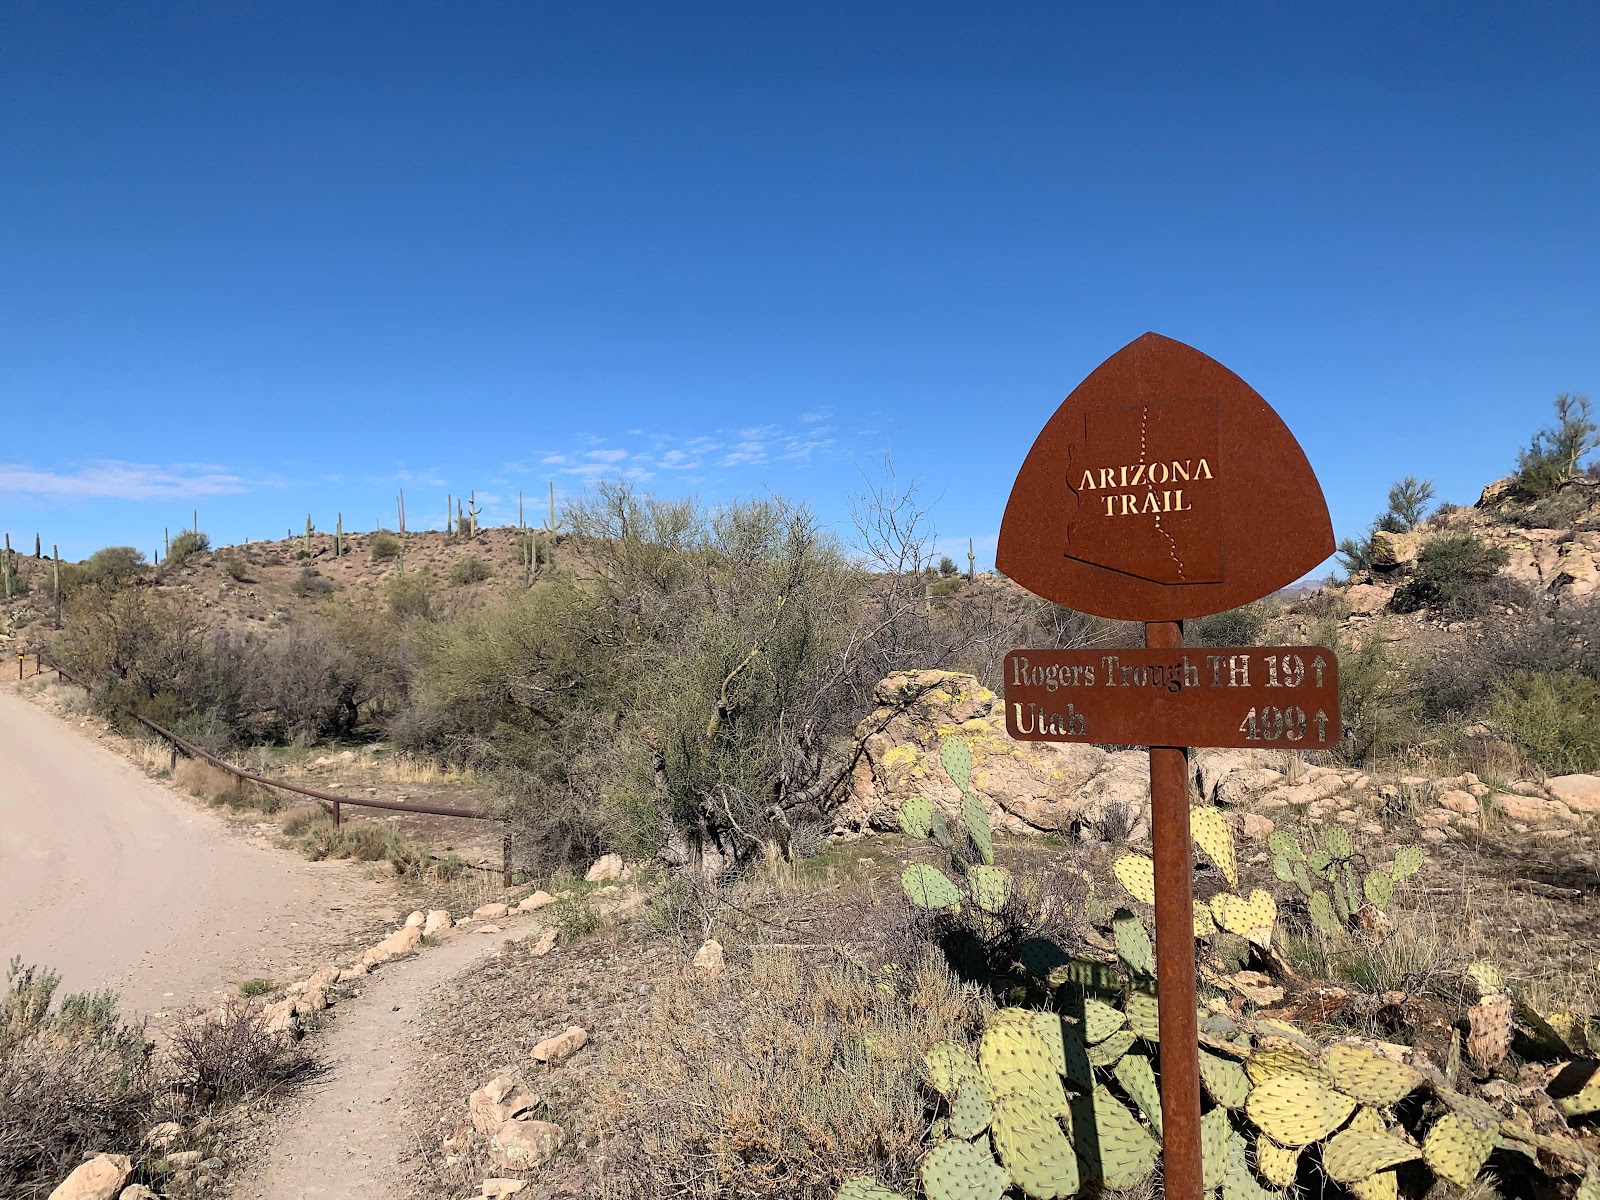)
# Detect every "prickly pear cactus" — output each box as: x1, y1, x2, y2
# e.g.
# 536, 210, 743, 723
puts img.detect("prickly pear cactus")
940, 734, 973, 791
903, 863, 962, 910
920, 1135, 1009, 1200
899, 795, 935, 840
1112, 854, 1156, 905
